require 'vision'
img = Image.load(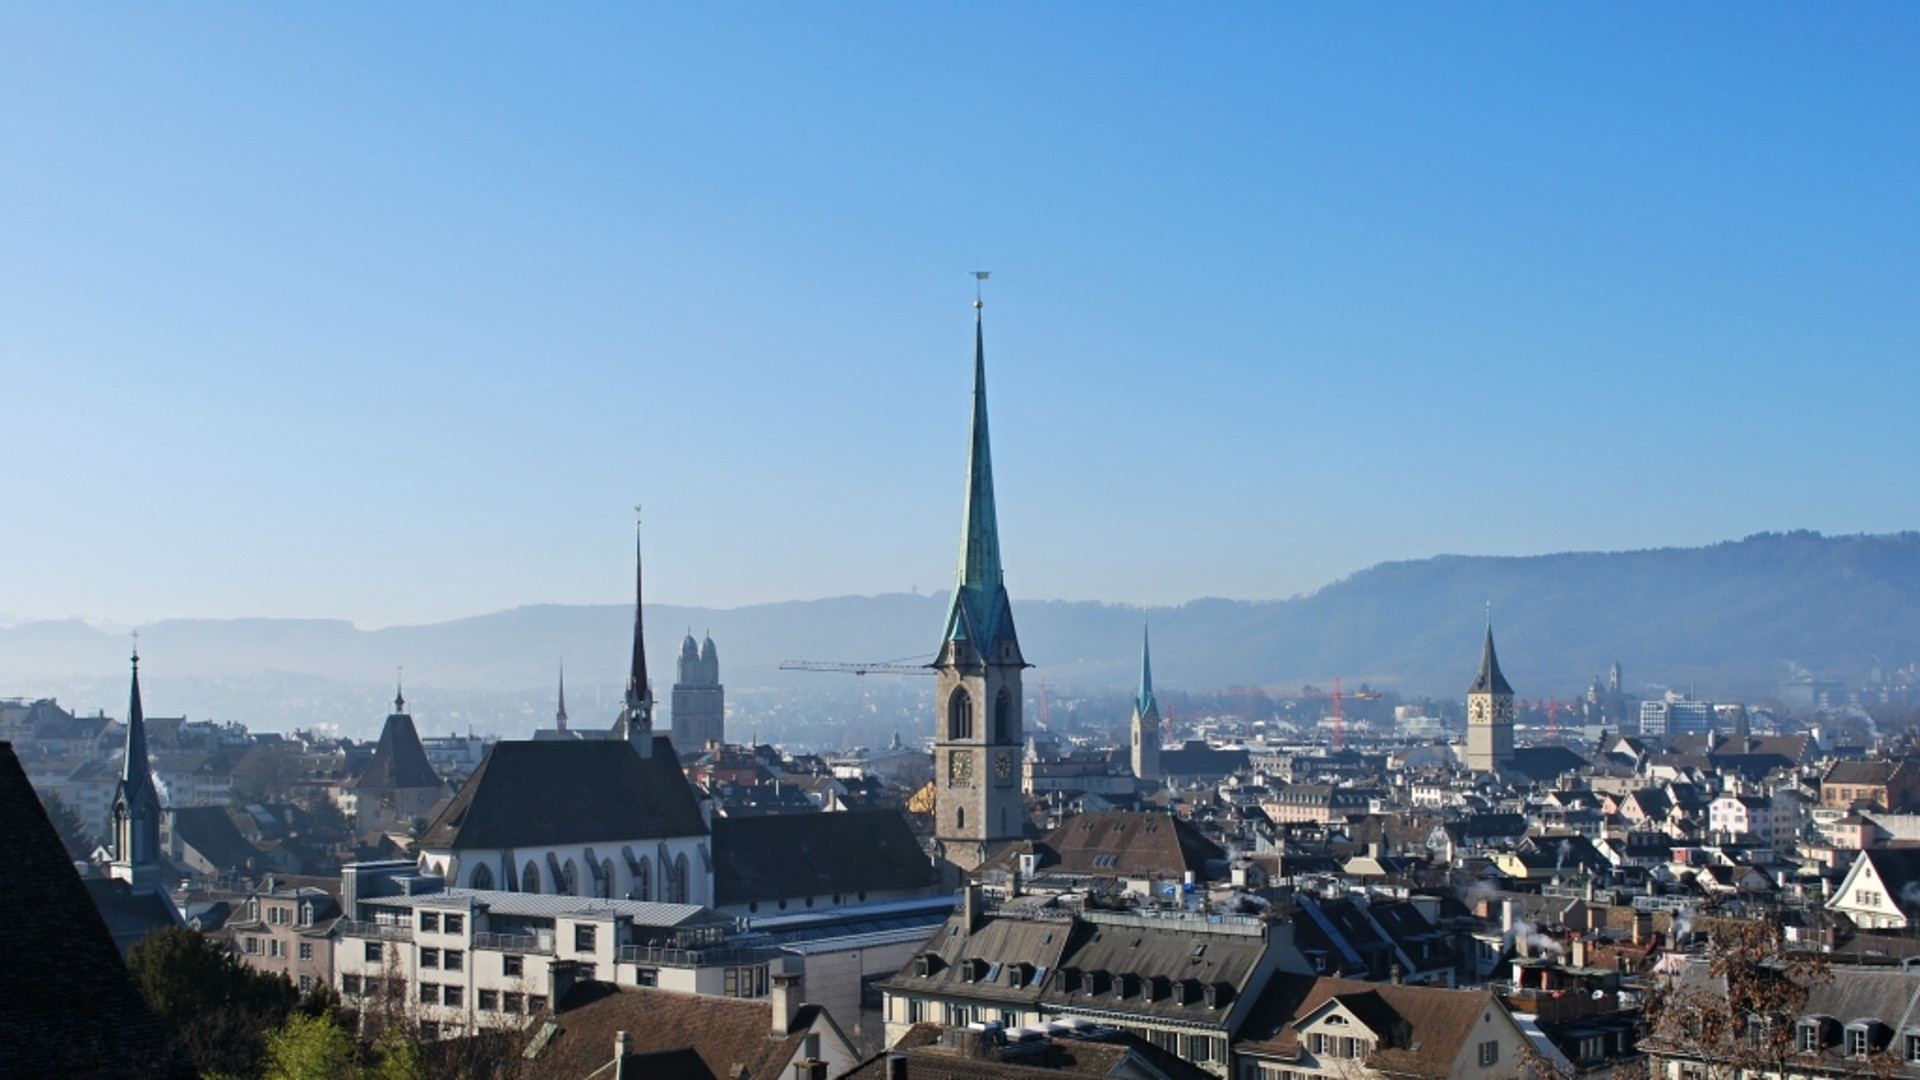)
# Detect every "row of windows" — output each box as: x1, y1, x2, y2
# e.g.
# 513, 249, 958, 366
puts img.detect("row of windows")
365, 940, 522, 979
418, 912, 465, 934
469, 852, 692, 903
242, 937, 314, 961
1308, 1033, 1369, 1059
419, 948, 464, 971
946, 687, 1016, 743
